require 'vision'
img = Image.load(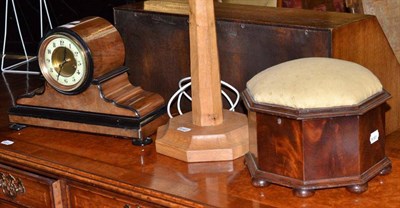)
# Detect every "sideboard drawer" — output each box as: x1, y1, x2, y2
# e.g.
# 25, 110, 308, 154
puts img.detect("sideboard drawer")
0, 164, 55, 208
0, 199, 21, 208
67, 182, 163, 208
